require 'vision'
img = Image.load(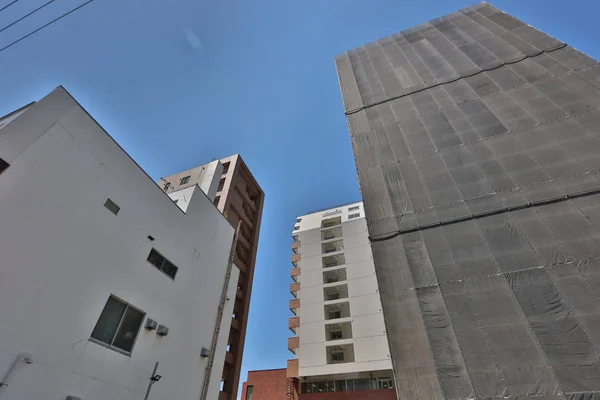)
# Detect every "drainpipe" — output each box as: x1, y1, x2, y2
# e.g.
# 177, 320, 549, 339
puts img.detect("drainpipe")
0, 353, 33, 399
200, 222, 241, 400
